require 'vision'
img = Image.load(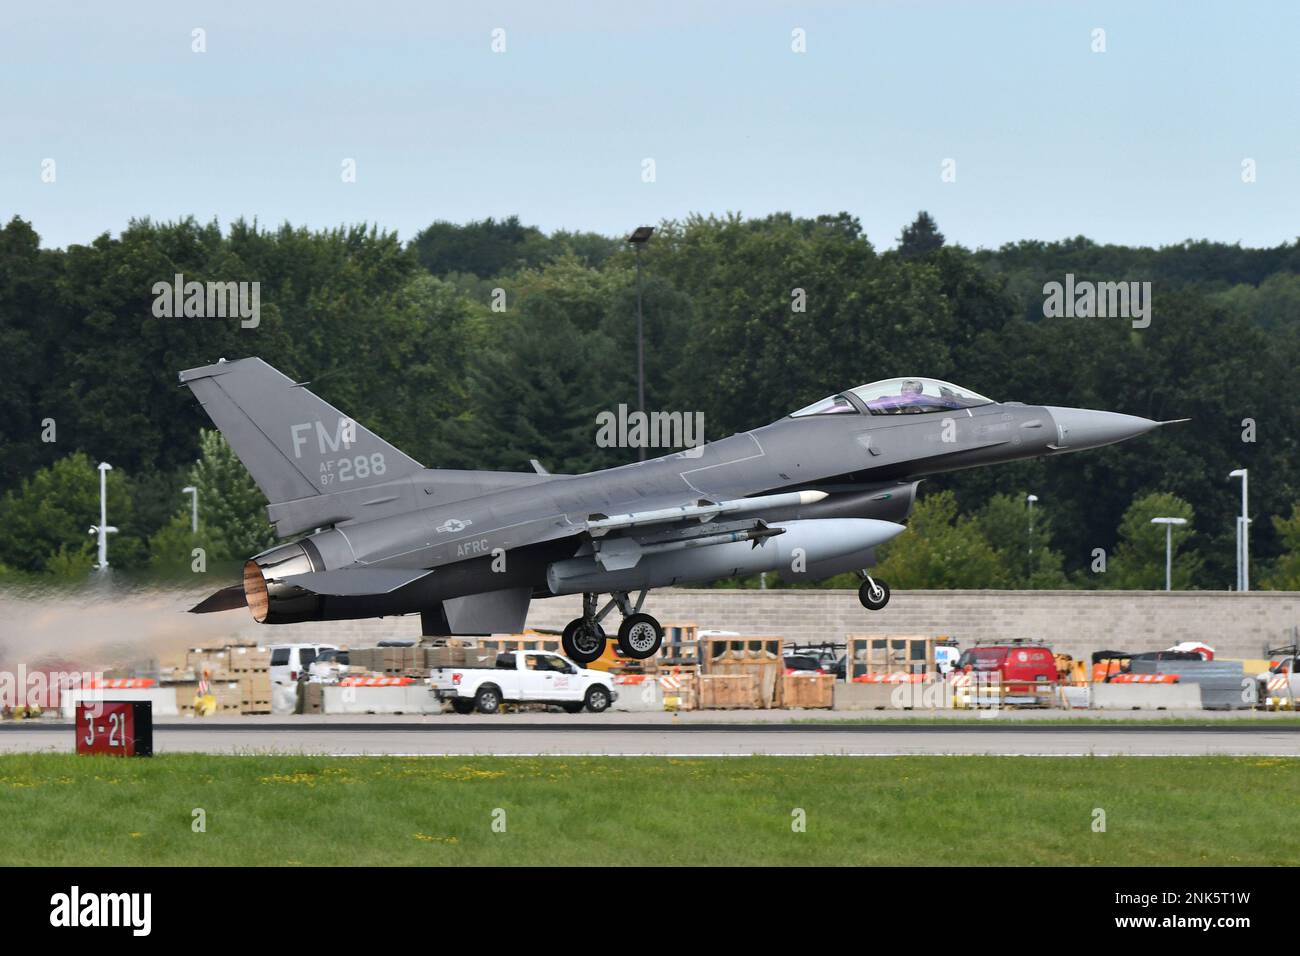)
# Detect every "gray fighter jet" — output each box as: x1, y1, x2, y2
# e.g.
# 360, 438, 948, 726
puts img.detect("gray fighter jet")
184, 358, 1177, 663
